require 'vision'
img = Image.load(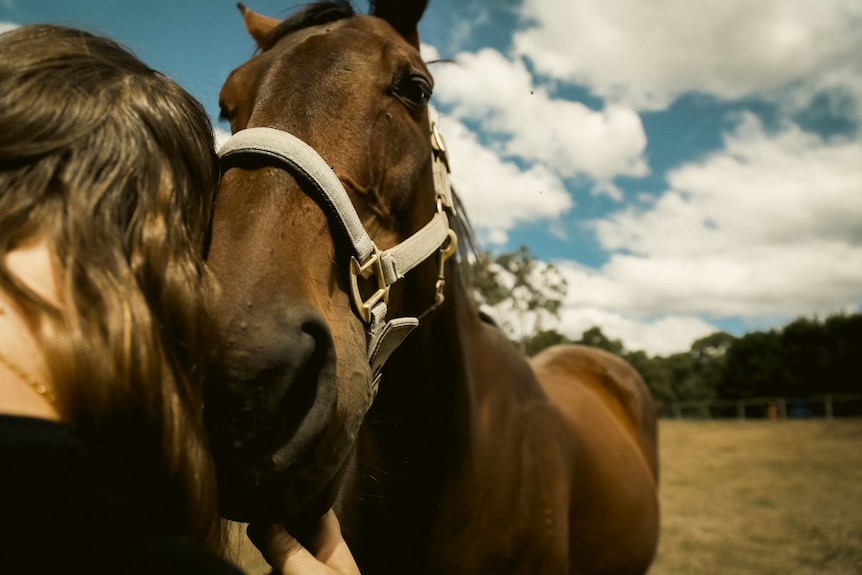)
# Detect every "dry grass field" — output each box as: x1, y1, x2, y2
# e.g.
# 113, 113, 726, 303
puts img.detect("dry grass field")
228, 419, 862, 574
651, 419, 862, 575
